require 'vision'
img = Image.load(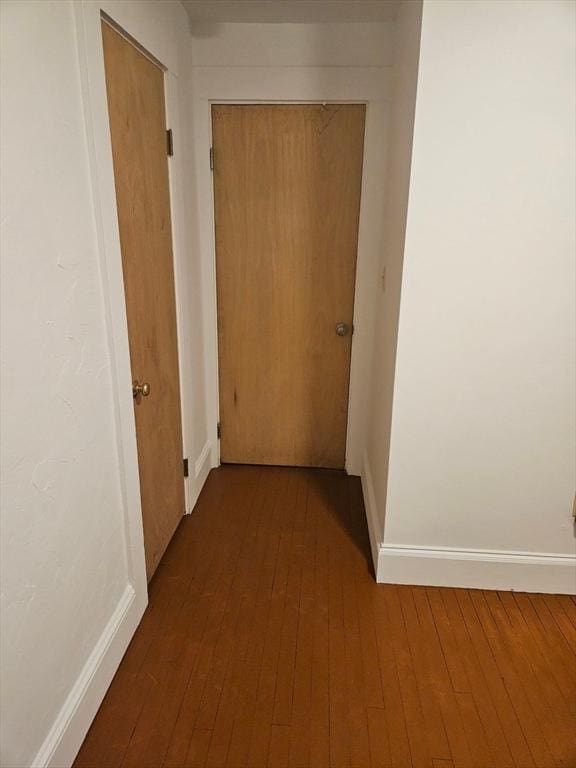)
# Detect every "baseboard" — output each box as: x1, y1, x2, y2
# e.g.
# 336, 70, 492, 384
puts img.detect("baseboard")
377, 544, 576, 594
360, 450, 382, 575
188, 440, 211, 512
360, 452, 576, 594
32, 583, 144, 768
